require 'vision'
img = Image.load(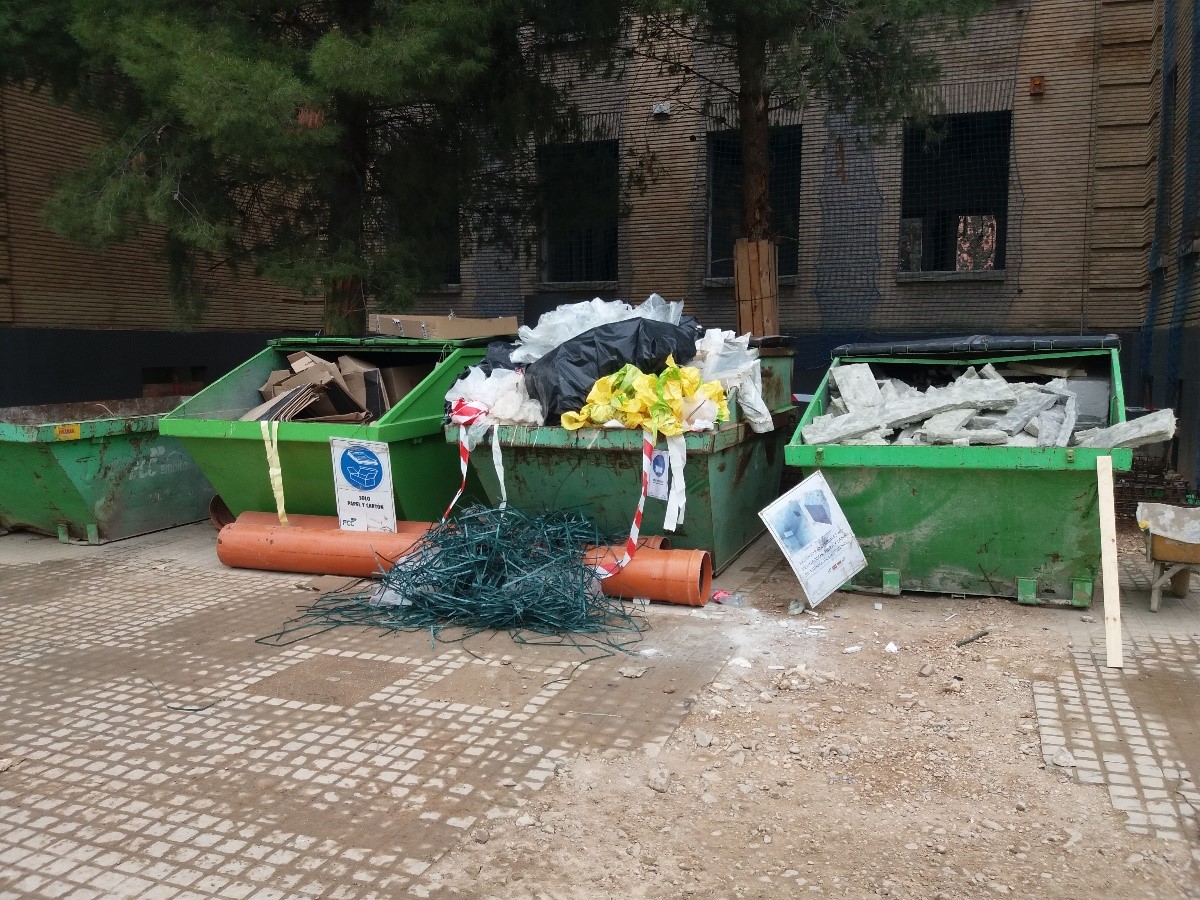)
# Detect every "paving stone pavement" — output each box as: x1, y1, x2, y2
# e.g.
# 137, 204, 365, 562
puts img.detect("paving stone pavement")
1033, 554, 1200, 856
0, 525, 735, 899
